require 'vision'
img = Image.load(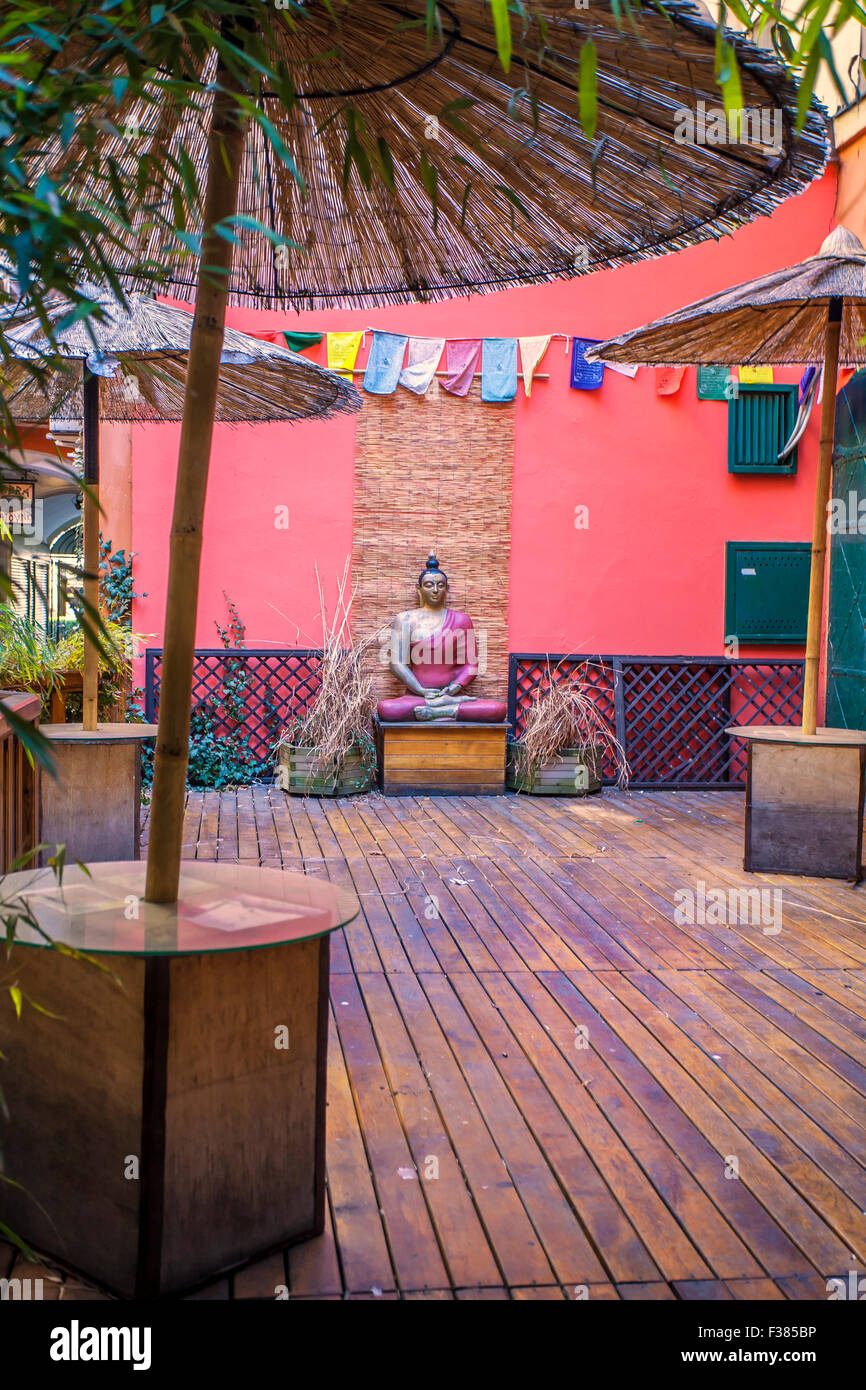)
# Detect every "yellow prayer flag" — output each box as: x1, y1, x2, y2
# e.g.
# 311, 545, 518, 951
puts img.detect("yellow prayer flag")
327, 331, 364, 379
738, 365, 774, 384
518, 335, 551, 397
